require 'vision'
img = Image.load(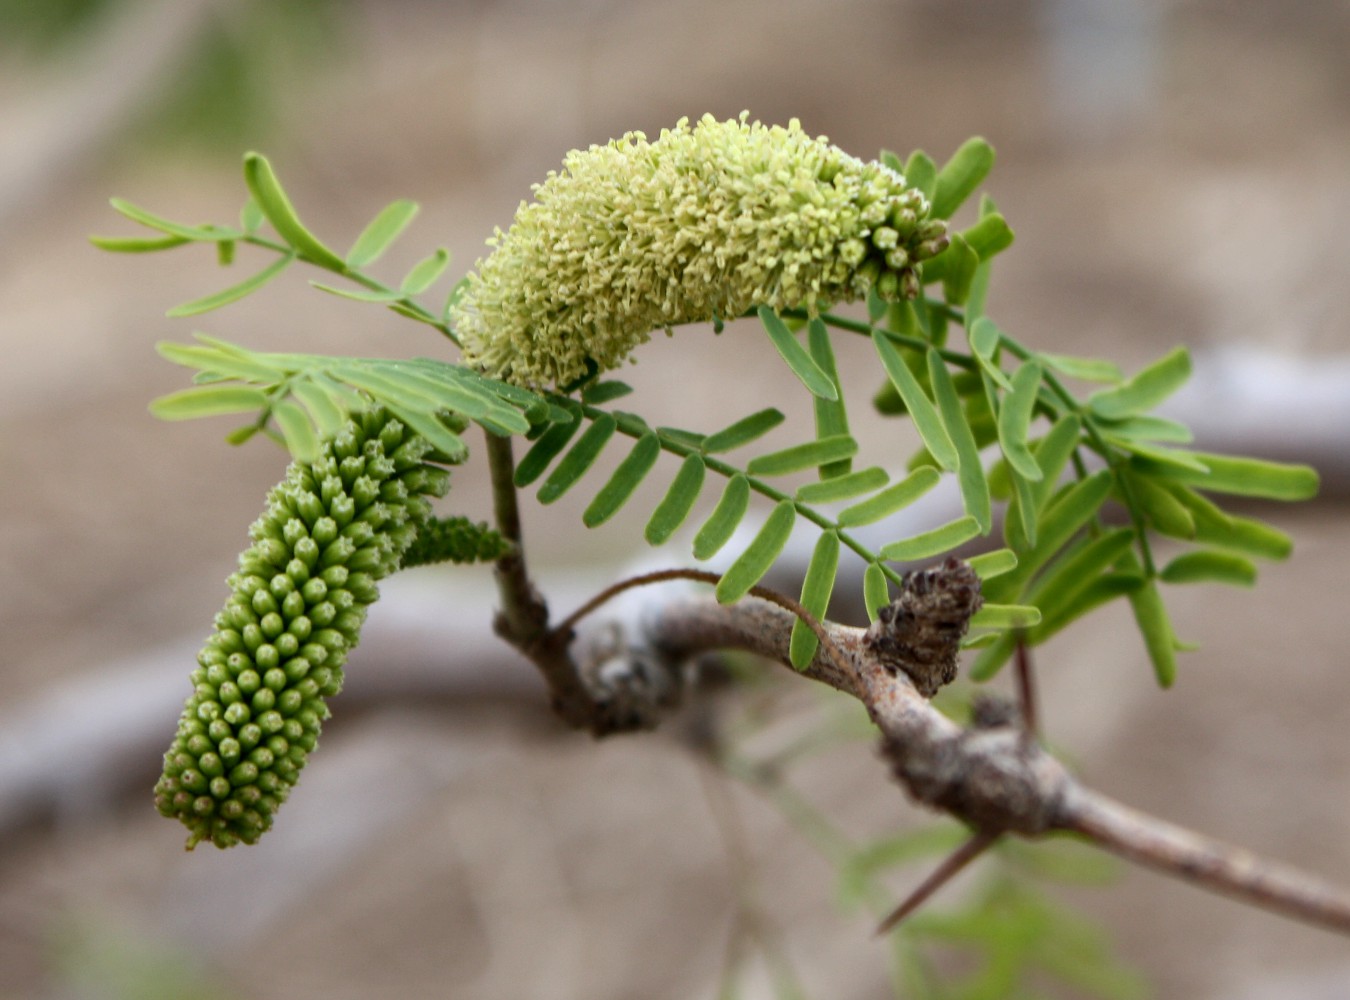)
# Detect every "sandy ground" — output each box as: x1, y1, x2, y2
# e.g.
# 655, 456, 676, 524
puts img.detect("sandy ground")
2, 1, 1349, 997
